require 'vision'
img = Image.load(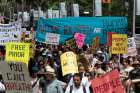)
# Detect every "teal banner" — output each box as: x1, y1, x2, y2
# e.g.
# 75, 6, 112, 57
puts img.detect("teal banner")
36, 17, 127, 44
